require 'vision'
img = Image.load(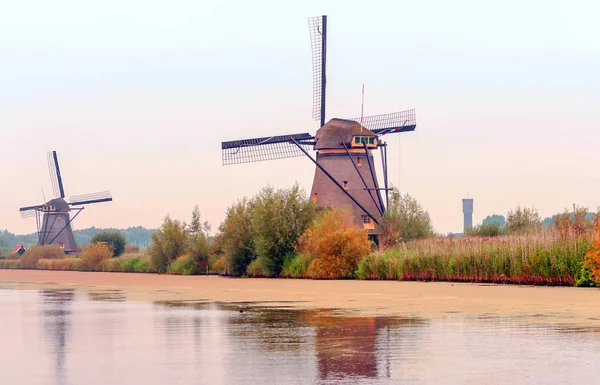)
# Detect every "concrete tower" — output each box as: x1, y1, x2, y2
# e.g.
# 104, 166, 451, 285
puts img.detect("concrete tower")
462, 198, 474, 233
